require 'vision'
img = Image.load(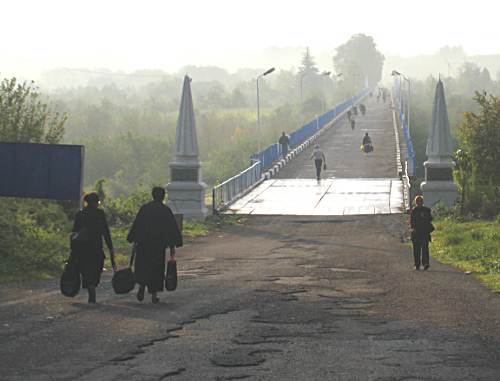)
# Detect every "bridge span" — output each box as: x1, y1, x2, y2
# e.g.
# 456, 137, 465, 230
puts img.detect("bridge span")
226, 95, 405, 215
